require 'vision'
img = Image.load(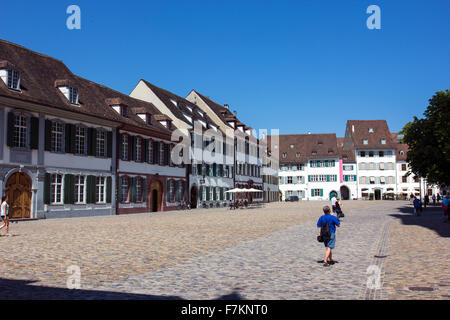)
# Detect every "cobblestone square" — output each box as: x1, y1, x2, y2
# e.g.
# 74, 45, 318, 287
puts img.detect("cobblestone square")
0, 201, 448, 300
